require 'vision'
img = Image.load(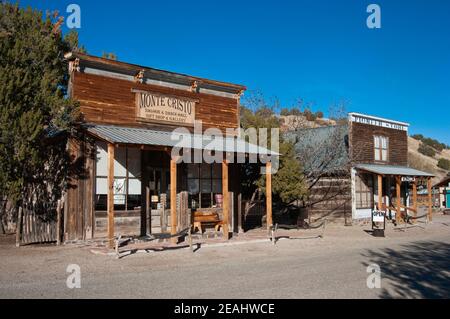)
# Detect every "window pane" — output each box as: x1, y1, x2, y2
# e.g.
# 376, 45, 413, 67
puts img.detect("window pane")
381, 137, 387, 149
201, 179, 211, 193
187, 179, 199, 194
127, 148, 141, 178
114, 147, 127, 177
374, 149, 380, 161
187, 164, 199, 178
96, 177, 107, 195
128, 178, 141, 195
212, 164, 222, 178
96, 142, 108, 176
381, 149, 387, 161
212, 179, 222, 193
126, 195, 141, 210
201, 193, 212, 208
200, 164, 211, 178
374, 136, 380, 148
